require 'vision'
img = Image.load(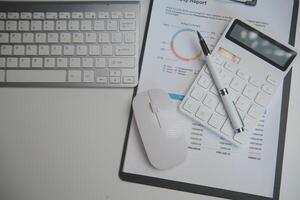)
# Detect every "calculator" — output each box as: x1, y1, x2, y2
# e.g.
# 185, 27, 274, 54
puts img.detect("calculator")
179, 18, 297, 147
